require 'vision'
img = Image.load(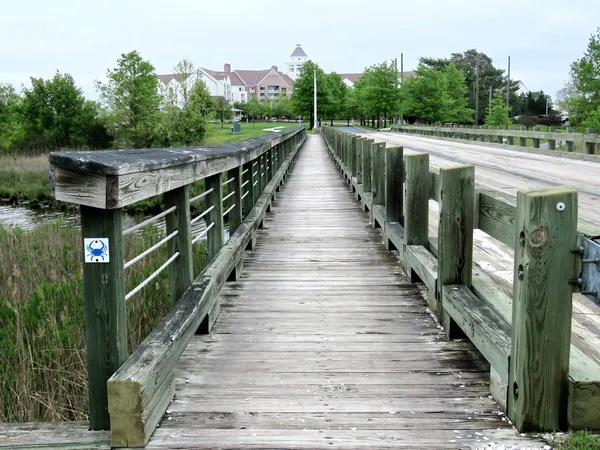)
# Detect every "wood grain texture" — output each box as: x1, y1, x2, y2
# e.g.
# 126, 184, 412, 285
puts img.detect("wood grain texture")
140, 134, 544, 449
385, 146, 403, 224
0, 421, 109, 449
404, 153, 429, 246
81, 206, 127, 430
509, 187, 578, 432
